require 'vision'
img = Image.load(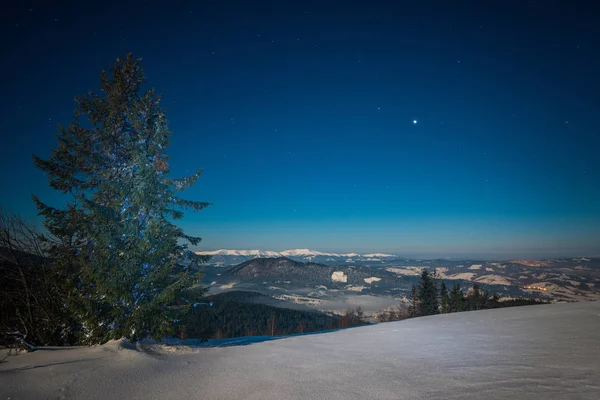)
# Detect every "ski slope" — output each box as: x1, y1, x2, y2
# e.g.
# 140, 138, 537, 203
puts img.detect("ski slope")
1, 301, 599, 399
